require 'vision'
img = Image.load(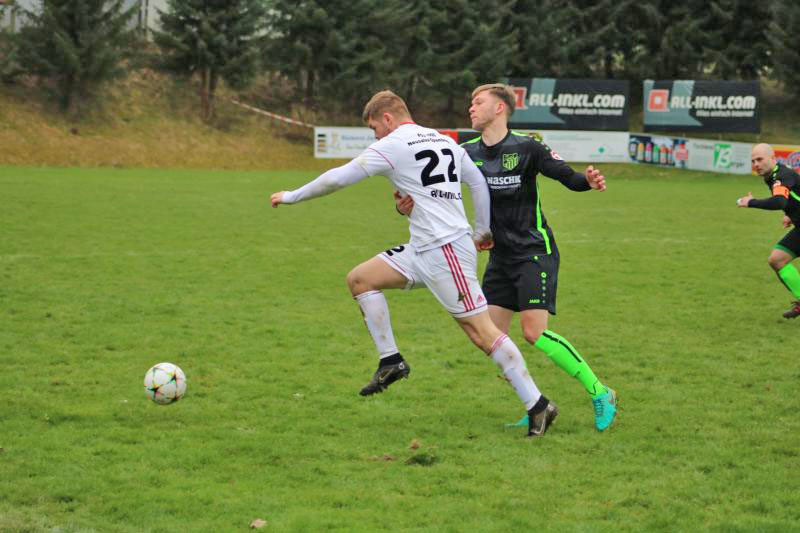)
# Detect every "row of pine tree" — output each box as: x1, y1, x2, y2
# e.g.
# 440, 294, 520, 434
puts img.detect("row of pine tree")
1, 0, 799, 120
